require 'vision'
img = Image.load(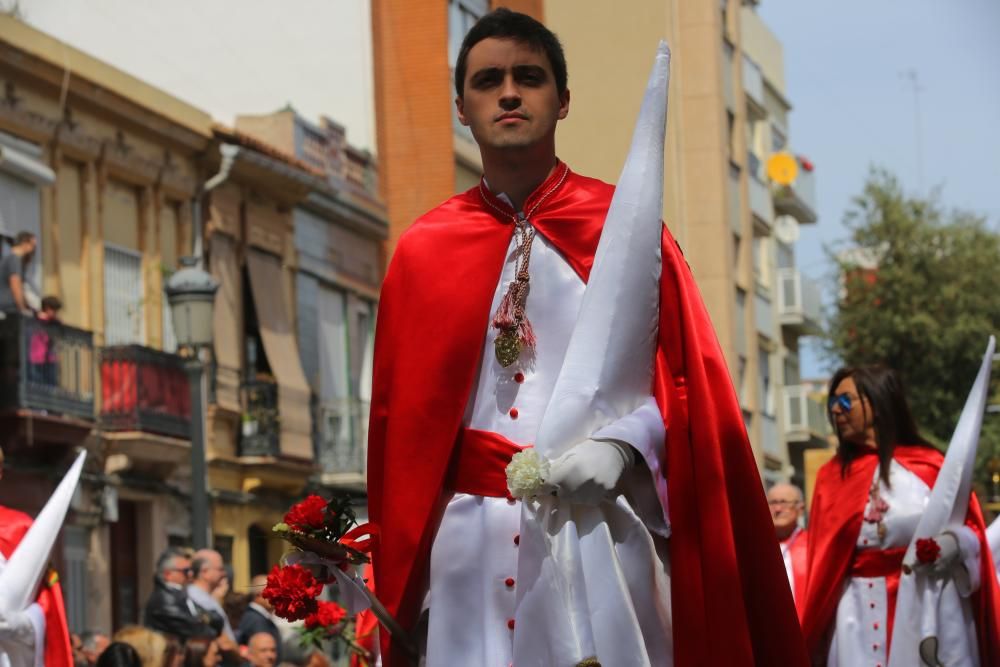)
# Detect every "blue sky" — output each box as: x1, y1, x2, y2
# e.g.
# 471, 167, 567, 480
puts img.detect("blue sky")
758, 0, 1000, 376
